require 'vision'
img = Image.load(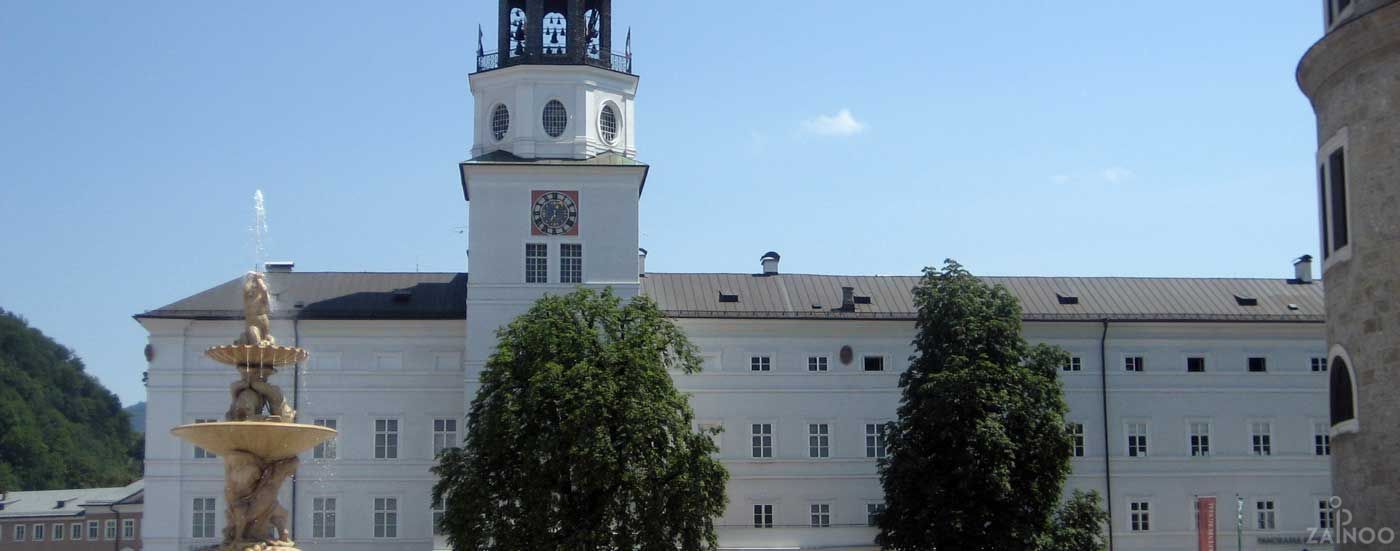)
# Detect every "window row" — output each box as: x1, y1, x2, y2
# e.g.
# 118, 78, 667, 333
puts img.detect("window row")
191, 418, 459, 460
1065, 420, 1332, 458
751, 503, 886, 529
735, 422, 889, 459
1129, 497, 1338, 533
193, 497, 440, 540
750, 354, 887, 373
4, 520, 133, 543
525, 243, 582, 284
1060, 355, 1328, 374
